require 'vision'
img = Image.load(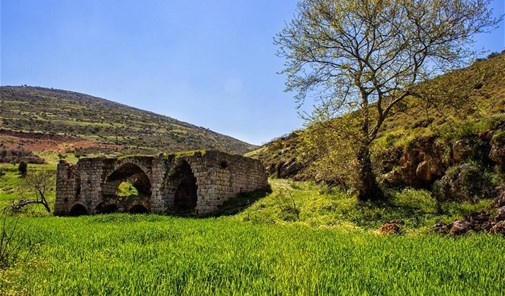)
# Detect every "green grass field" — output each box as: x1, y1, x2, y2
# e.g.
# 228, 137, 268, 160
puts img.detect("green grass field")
1, 165, 504, 295
1, 215, 504, 295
